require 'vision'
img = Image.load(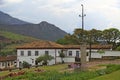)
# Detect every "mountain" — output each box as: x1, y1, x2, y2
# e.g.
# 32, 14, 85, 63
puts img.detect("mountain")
0, 11, 30, 25
0, 11, 67, 41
